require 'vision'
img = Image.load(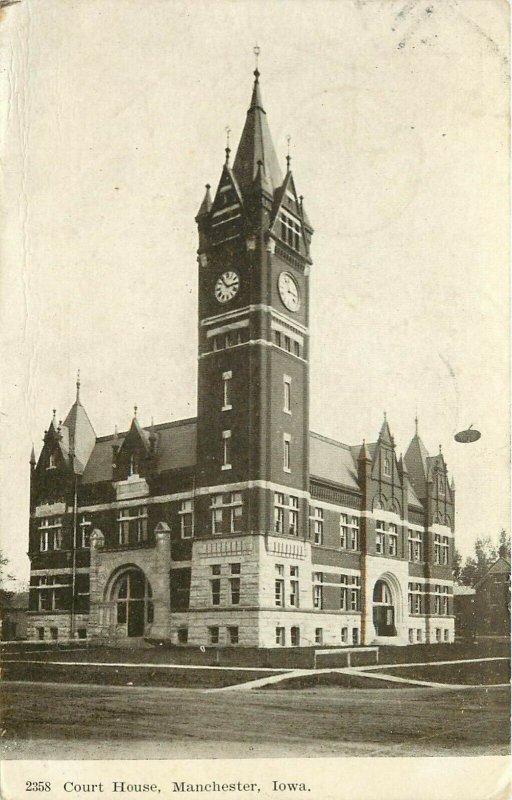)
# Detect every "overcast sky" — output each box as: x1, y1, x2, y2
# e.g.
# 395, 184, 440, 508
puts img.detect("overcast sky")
1, 0, 509, 585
